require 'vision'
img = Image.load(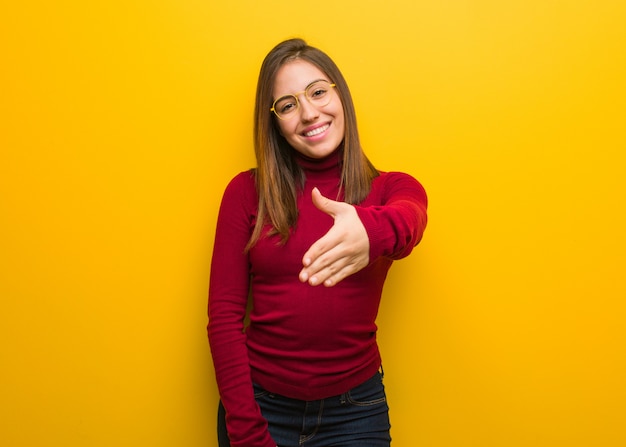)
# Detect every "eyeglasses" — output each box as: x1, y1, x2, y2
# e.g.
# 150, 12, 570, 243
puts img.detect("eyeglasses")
270, 80, 336, 120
